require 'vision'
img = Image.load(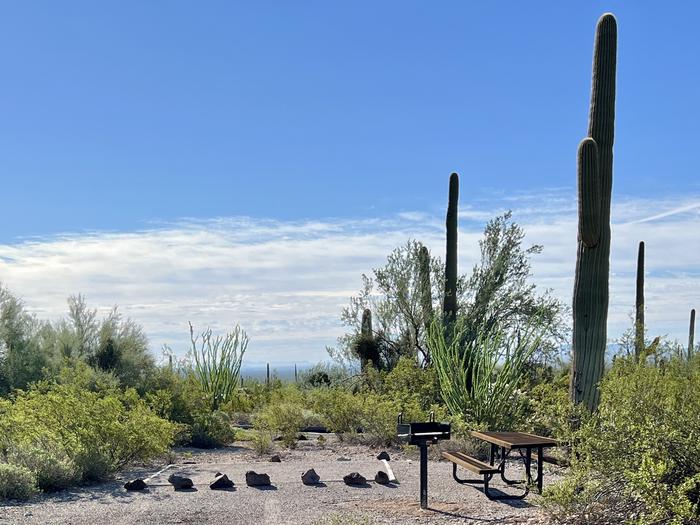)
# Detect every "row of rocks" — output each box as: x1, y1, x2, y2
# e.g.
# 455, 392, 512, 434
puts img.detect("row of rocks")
124, 466, 393, 492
